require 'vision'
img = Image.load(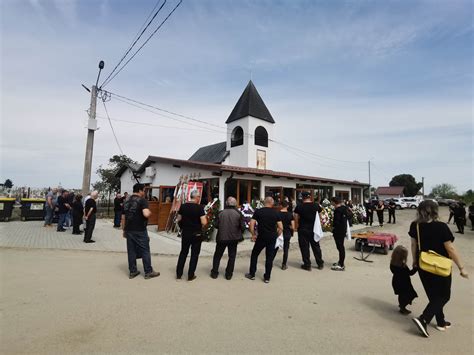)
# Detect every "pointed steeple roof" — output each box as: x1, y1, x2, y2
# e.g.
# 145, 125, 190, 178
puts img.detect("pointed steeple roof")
226, 81, 275, 124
